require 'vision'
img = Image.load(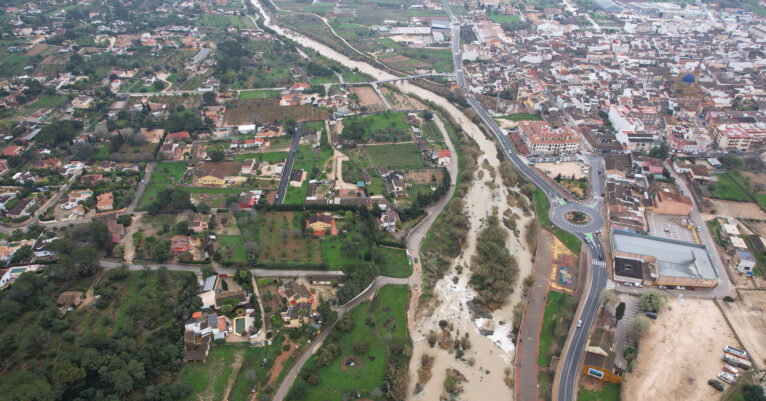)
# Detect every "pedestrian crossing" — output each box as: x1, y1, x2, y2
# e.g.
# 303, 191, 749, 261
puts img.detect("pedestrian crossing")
592, 260, 607, 269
